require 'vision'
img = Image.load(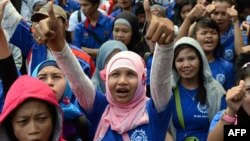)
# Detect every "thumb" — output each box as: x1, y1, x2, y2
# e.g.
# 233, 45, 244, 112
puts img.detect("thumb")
47, 1, 57, 21
144, 0, 152, 23
212, 1, 215, 5
239, 80, 245, 87
231, 5, 235, 9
